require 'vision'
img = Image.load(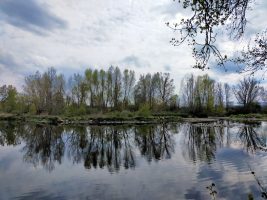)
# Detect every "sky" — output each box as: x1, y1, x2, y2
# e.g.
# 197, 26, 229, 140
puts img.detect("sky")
0, 0, 267, 92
